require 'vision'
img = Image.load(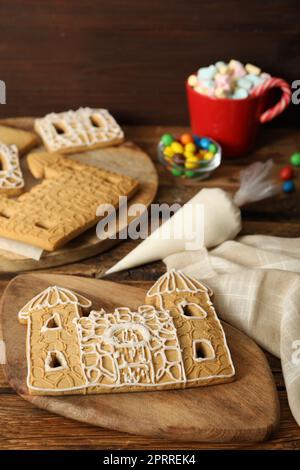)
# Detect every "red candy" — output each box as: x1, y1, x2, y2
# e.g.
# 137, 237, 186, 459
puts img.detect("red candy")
280, 165, 294, 181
